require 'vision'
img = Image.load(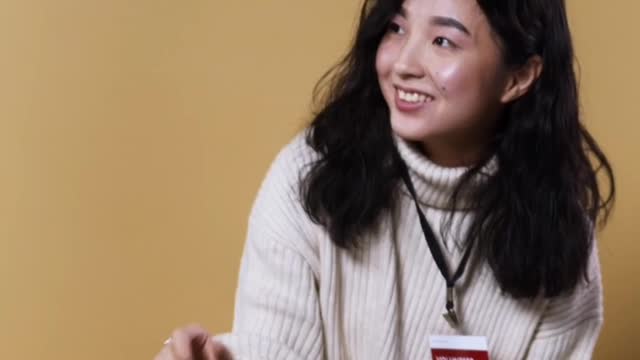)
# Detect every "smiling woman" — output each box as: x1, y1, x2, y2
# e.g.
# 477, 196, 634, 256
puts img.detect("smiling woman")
377, 0, 540, 167
156, 0, 615, 359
